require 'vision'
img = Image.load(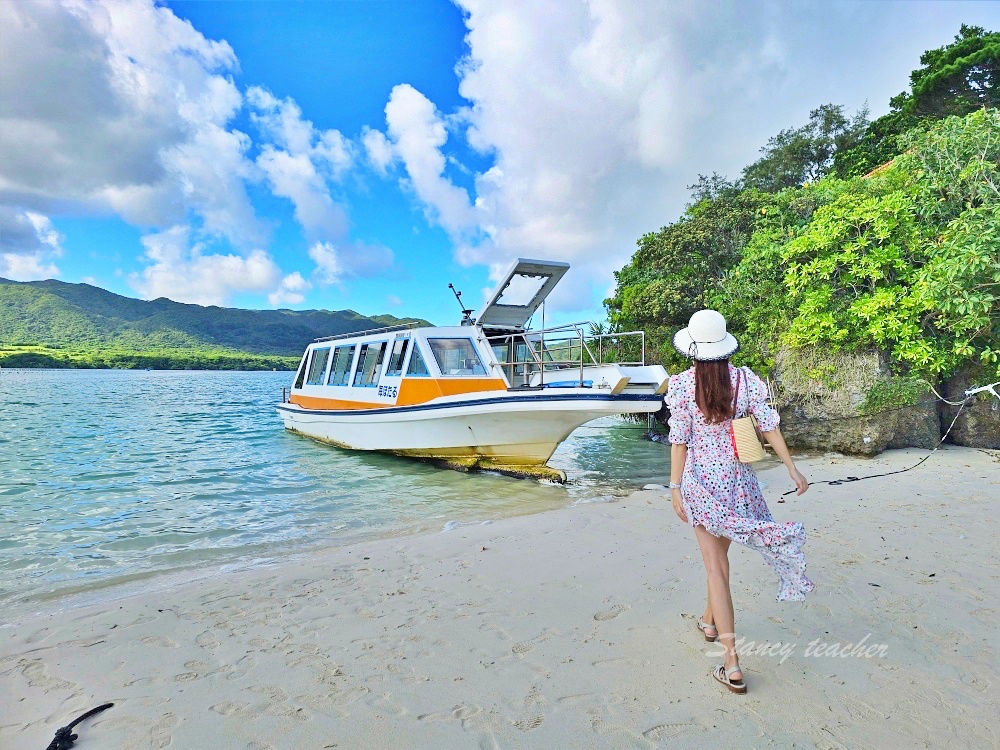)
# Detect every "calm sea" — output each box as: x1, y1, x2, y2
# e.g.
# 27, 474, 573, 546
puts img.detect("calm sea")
0, 369, 668, 612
